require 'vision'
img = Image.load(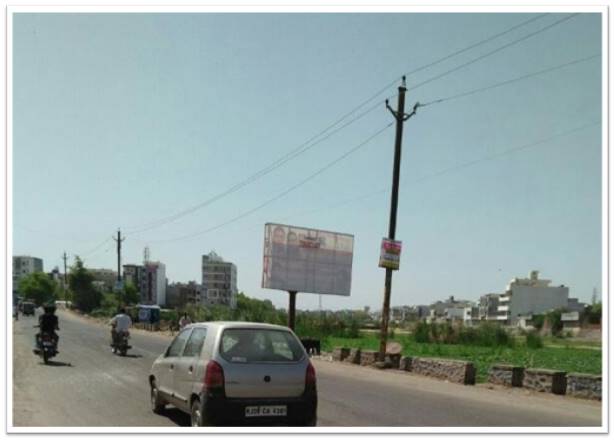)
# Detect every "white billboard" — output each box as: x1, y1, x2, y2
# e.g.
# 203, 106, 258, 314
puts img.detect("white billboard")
261, 223, 354, 296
